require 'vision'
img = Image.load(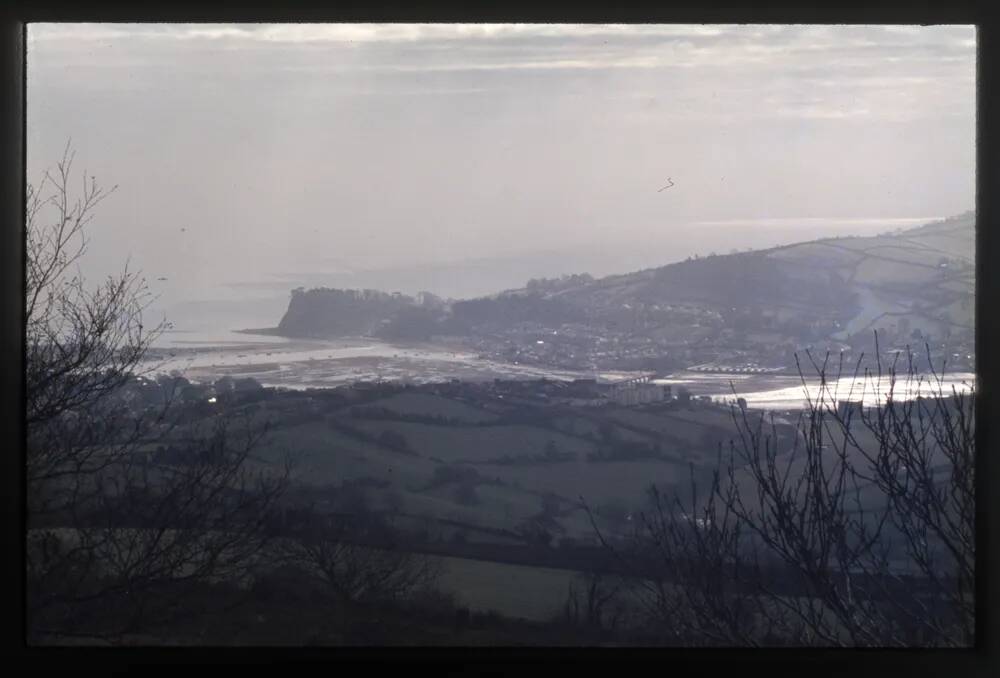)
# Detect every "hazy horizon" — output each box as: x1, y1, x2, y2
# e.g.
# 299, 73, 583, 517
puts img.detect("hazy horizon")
27, 23, 976, 328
